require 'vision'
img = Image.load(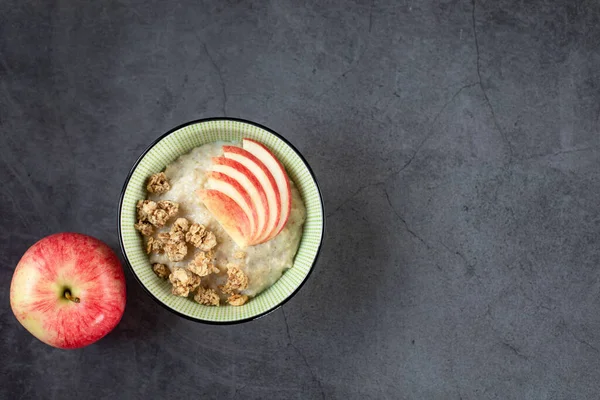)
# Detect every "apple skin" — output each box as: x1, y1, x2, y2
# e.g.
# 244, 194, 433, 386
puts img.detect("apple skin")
211, 156, 269, 242
197, 189, 253, 247
206, 170, 258, 240
10, 233, 126, 349
242, 138, 292, 238
222, 145, 281, 244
